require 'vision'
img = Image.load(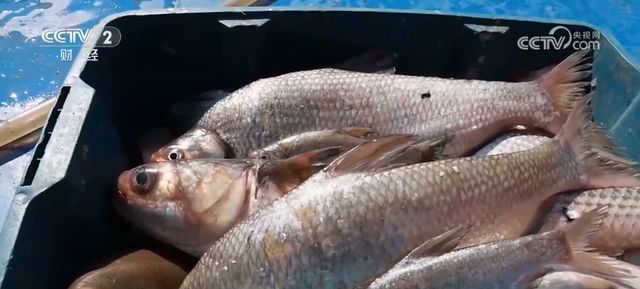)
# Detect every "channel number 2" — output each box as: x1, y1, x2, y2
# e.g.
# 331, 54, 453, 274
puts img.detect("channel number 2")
103, 30, 113, 45
97, 26, 121, 48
